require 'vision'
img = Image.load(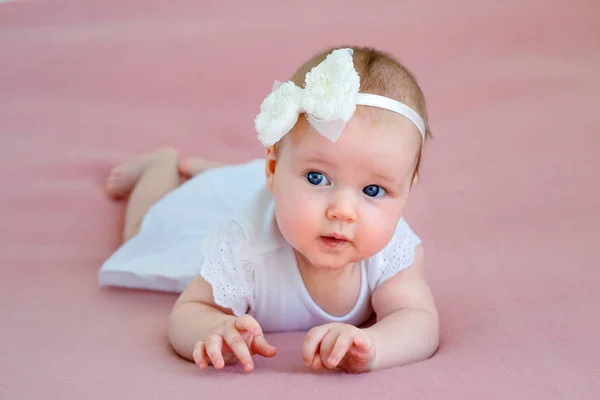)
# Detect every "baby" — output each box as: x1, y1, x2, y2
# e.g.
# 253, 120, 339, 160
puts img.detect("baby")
101, 47, 439, 373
